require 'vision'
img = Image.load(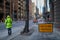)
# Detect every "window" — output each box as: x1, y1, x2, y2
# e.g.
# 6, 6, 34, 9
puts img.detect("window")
19, 0, 20, 1
19, 3, 20, 5
18, 7, 20, 9
55, 0, 56, 1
